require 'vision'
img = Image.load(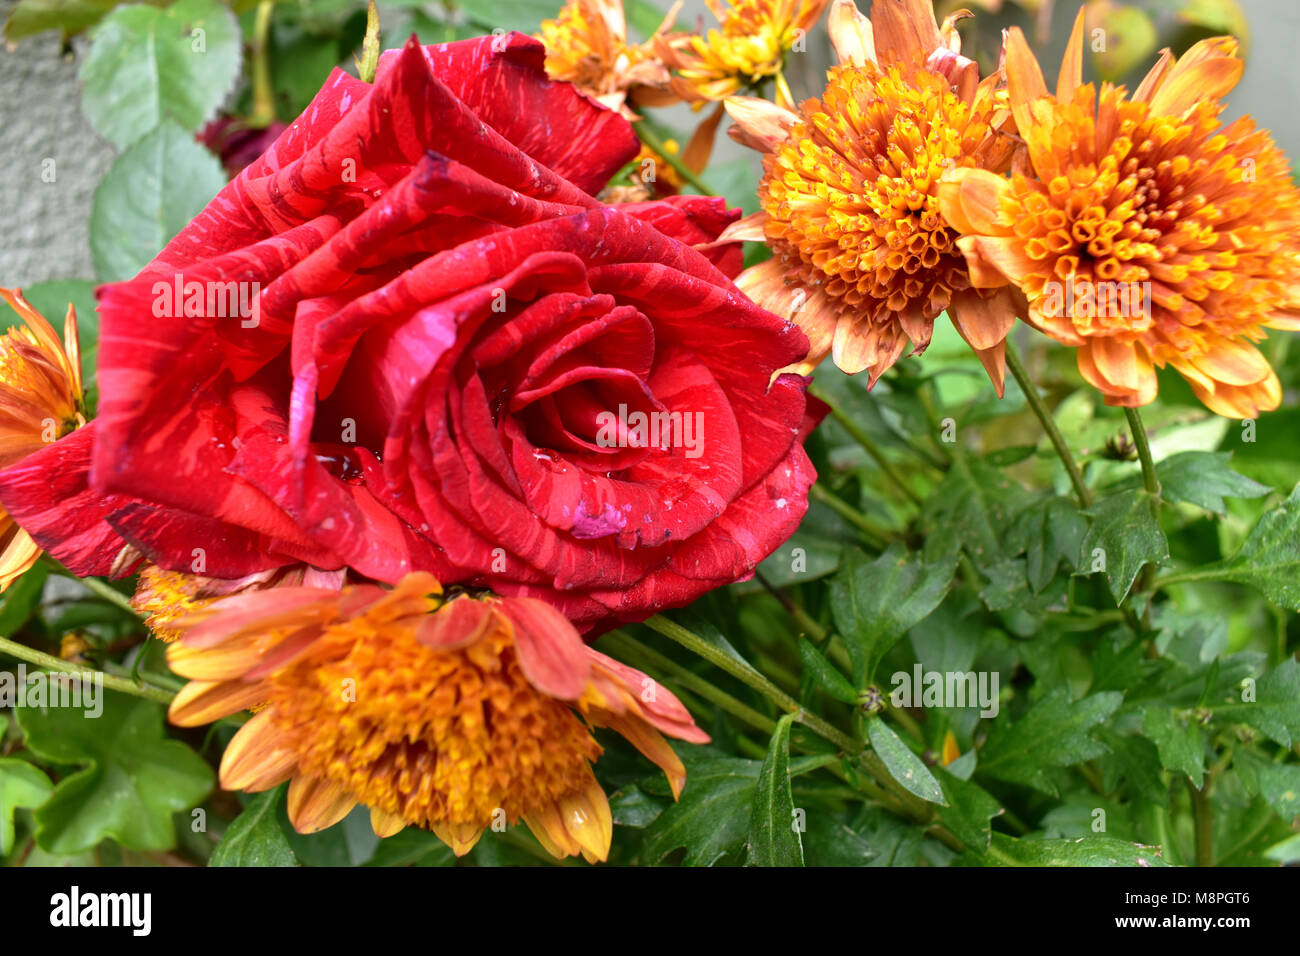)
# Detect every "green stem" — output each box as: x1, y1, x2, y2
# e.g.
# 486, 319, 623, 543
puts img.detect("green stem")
248, 1, 277, 126
754, 571, 828, 642
1124, 406, 1160, 518
1188, 778, 1215, 867
1004, 342, 1092, 508
645, 615, 860, 753
634, 122, 715, 196
44, 559, 142, 618
0, 635, 174, 706
810, 387, 923, 506
810, 484, 890, 550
